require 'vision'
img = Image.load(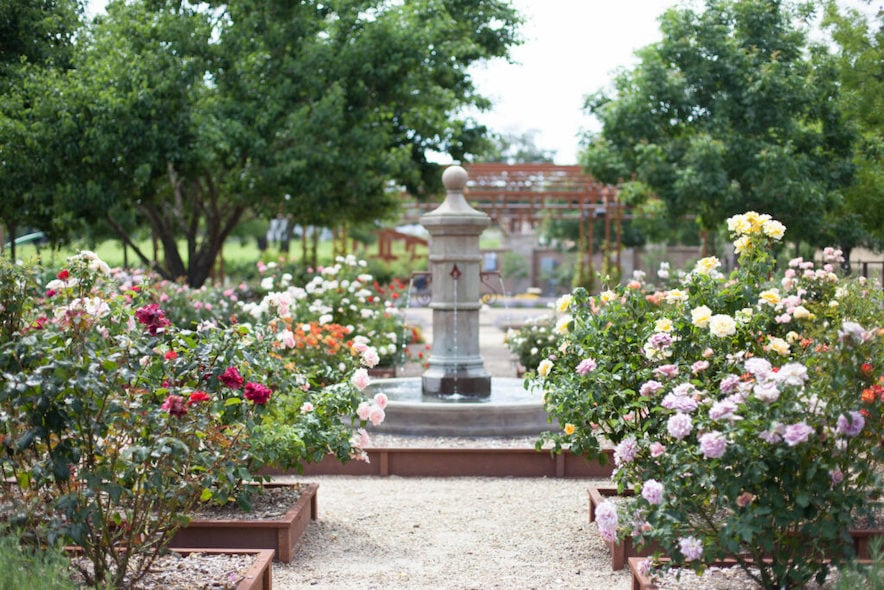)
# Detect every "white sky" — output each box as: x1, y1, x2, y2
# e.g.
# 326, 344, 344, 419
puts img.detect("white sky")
467, 0, 684, 164
85, 0, 880, 165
